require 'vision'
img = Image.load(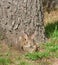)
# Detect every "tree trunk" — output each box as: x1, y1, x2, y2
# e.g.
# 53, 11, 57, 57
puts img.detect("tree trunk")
0, 0, 46, 52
